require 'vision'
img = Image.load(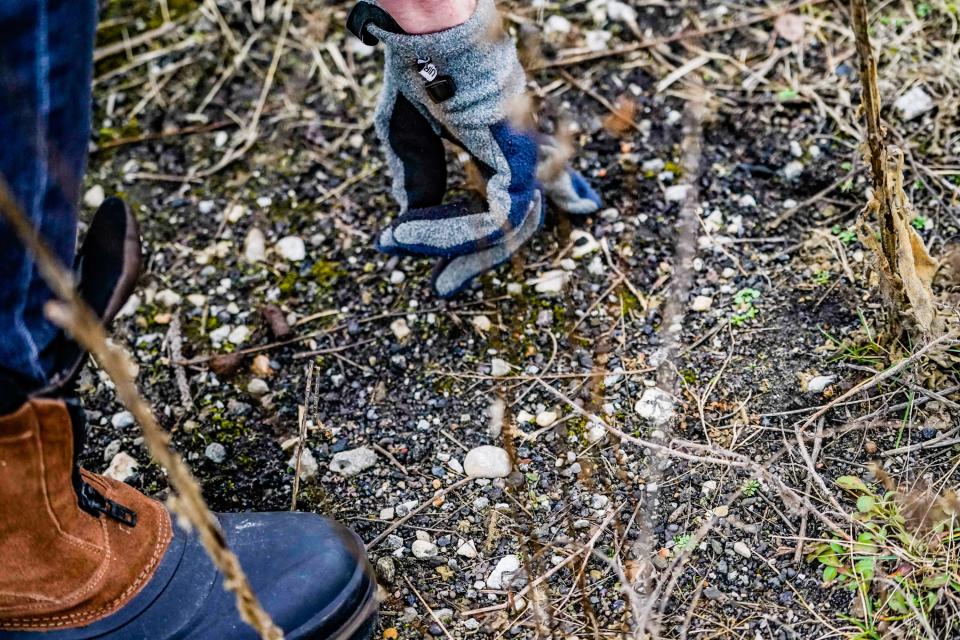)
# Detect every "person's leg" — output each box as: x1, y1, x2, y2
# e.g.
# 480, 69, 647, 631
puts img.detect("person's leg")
0, 0, 93, 386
